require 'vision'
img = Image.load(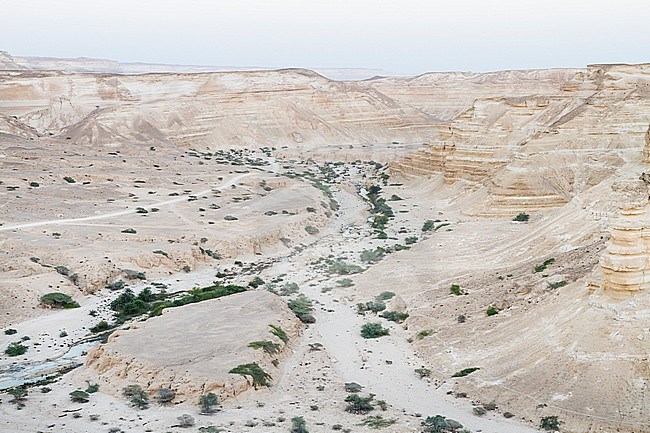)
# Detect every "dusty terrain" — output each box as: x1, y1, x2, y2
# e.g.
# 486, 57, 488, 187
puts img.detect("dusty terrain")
0, 52, 648, 433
